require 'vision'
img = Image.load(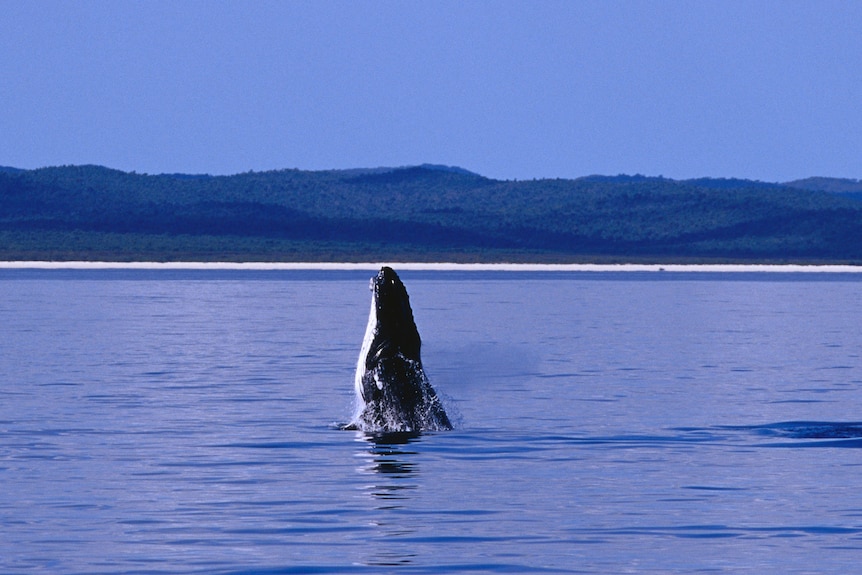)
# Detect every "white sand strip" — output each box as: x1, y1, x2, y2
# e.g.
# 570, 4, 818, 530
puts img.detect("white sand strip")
0, 261, 861, 272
